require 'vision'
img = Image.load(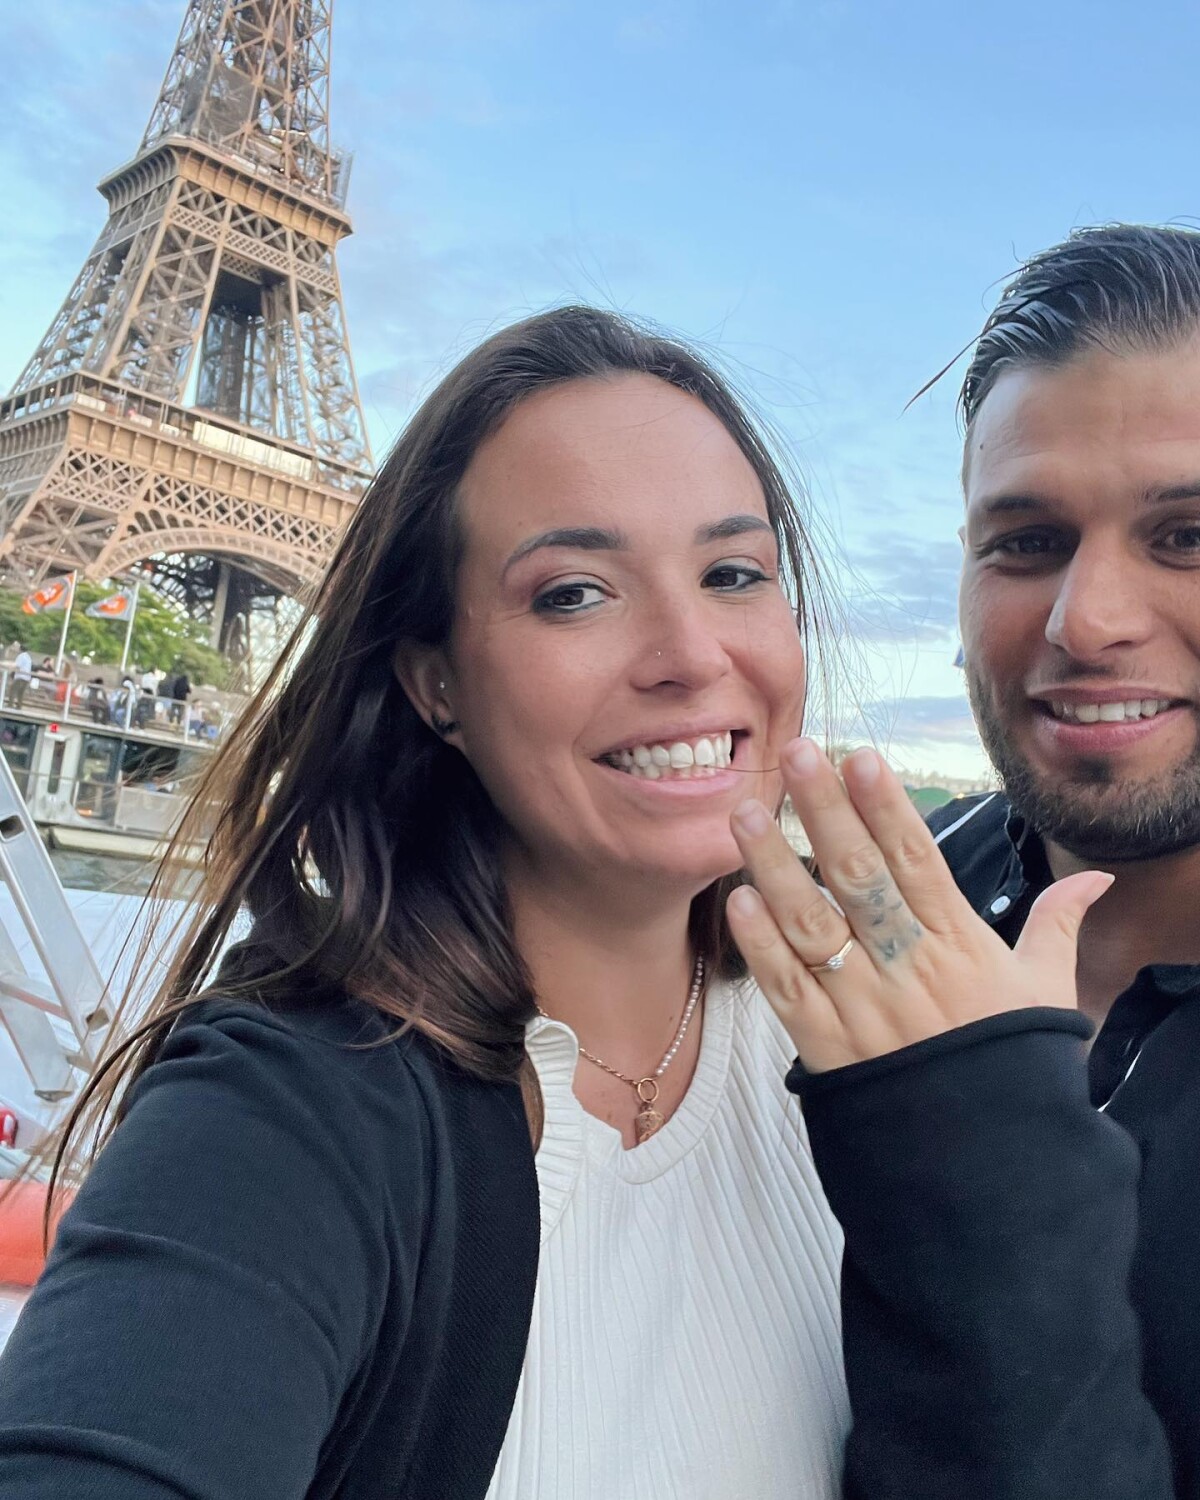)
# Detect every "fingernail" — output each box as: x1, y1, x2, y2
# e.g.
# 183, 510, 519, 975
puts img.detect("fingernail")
728, 885, 764, 918
733, 799, 772, 836
848, 748, 881, 784
785, 738, 820, 776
